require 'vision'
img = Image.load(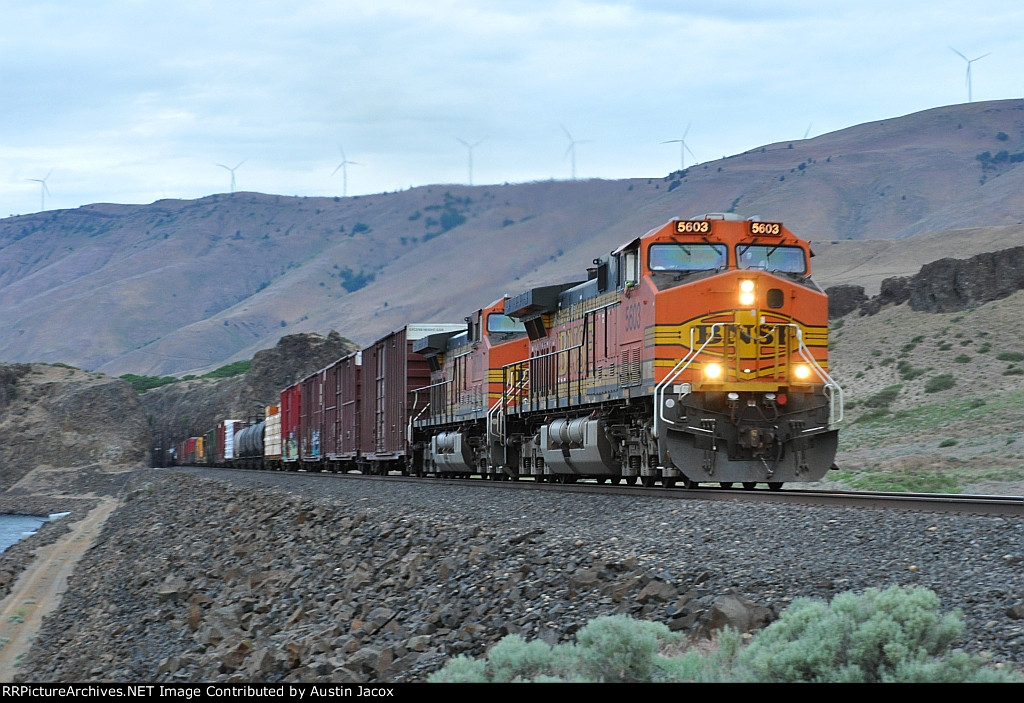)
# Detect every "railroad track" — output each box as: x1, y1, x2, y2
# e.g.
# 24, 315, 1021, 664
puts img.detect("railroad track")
173, 466, 1024, 518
